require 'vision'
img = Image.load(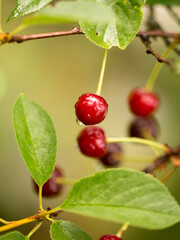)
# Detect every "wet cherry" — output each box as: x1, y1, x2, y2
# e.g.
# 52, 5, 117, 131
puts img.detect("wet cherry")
75, 93, 108, 125
77, 126, 107, 157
